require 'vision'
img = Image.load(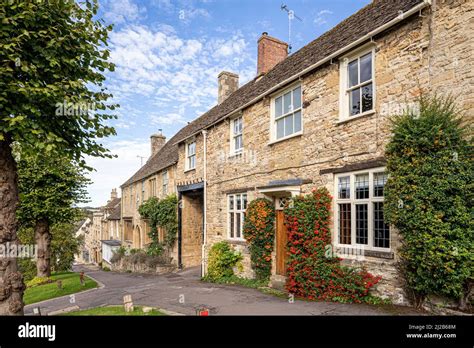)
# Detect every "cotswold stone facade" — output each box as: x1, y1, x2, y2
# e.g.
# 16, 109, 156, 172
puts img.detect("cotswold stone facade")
121, 0, 473, 302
